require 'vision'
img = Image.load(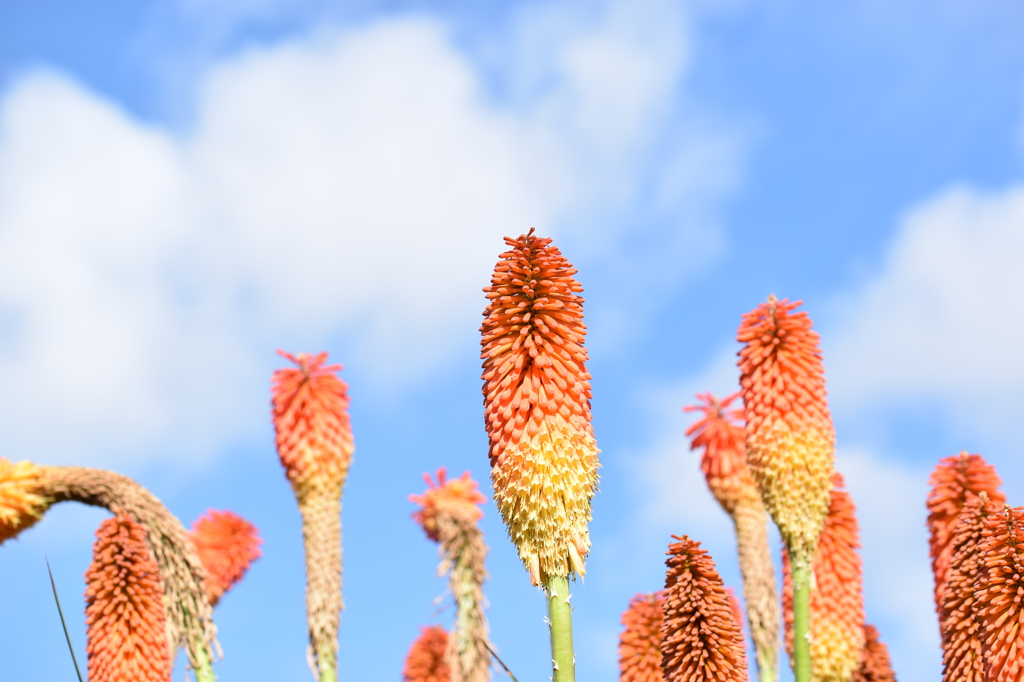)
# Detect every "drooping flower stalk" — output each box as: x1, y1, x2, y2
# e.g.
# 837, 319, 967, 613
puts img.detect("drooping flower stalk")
850, 625, 897, 682
737, 295, 835, 682
972, 504, 1024, 681
33, 464, 217, 678
271, 350, 354, 682
926, 451, 1004, 614
189, 509, 263, 607
404, 626, 451, 682
661, 535, 748, 682
619, 591, 666, 682
410, 469, 491, 682
85, 513, 172, 682
939, 491, 997, 682
782, 474, 865, 682
0, 457, 49, 544
480, 229, 600, 681
684, 392, 779, 682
